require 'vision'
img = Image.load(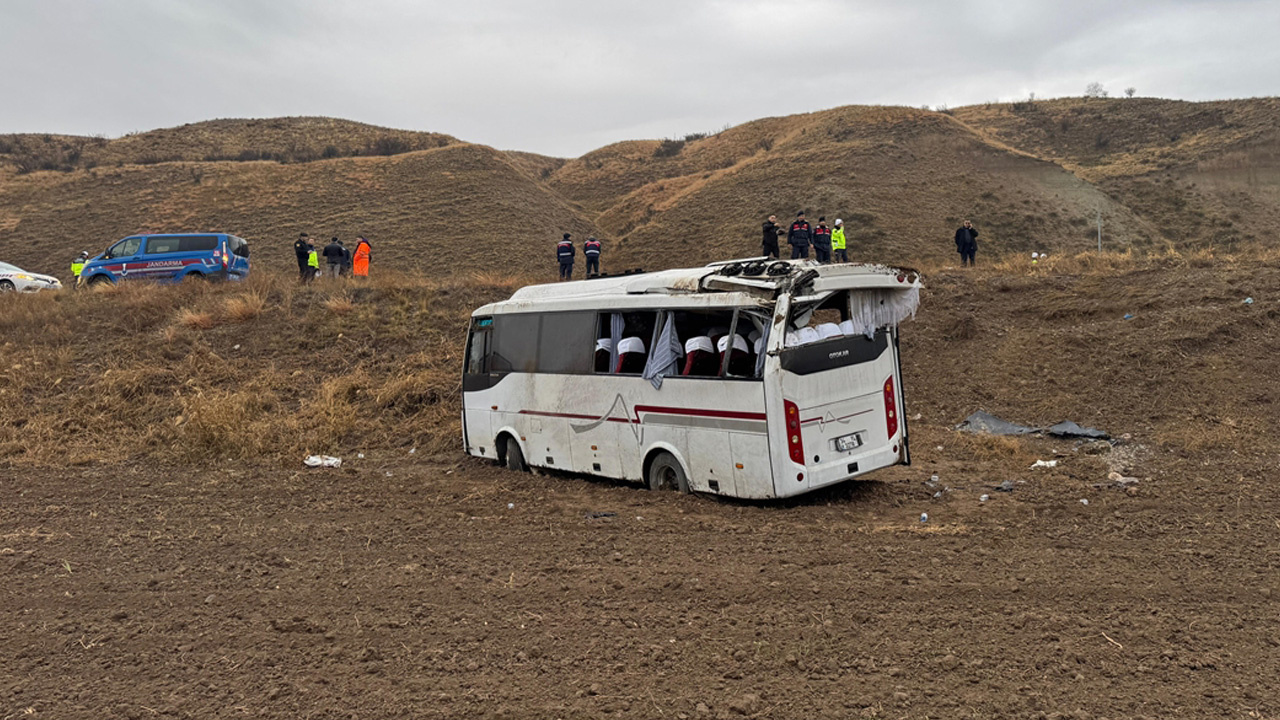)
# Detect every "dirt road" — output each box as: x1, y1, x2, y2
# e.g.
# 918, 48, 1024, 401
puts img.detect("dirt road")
4, 422, 1277, 719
